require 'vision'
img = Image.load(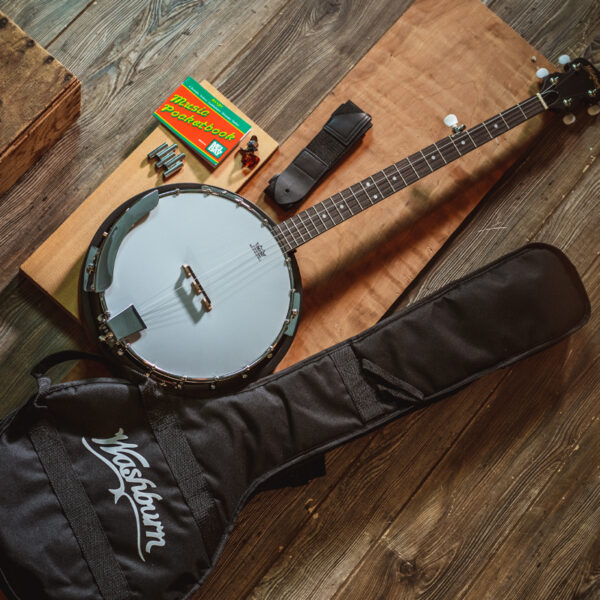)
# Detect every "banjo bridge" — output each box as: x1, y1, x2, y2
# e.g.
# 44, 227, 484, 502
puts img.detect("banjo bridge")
182, 264, 212, 311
